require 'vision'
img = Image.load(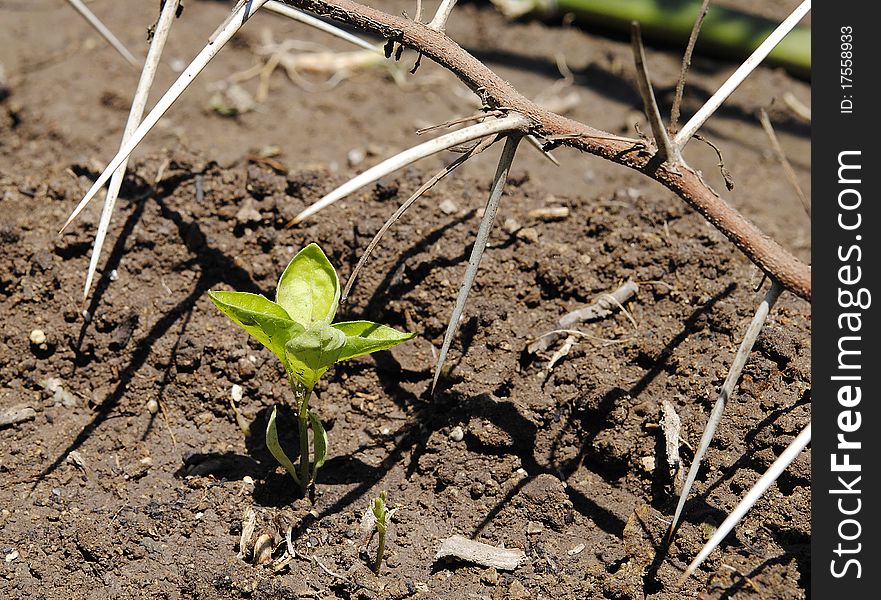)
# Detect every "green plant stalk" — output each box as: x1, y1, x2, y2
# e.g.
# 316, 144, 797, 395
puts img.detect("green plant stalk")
374, 527, 386, 574
499, 0, 810, 78
299, 395, 311, 493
